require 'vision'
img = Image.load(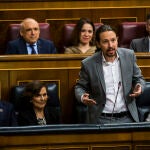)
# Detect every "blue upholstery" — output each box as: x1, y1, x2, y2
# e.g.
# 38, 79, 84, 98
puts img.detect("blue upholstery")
10, 83, 60, 114
136, 82, 150, 122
